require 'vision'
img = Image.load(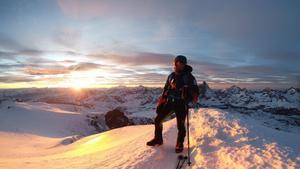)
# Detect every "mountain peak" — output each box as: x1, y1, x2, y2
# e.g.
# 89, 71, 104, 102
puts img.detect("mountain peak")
227, 85, 242, 94
286, 87, 297, 95
202, 81, 210, 89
